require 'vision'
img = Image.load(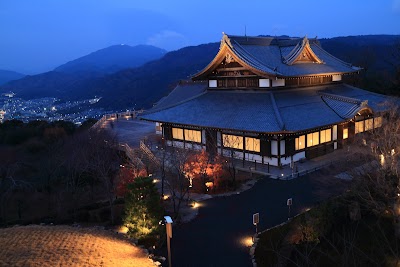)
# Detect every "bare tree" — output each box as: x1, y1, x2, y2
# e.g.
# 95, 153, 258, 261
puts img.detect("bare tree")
348, 105, 400, 233
221, 133, 244, 189
85, 129, 121, 224
164, 147, 192, 219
